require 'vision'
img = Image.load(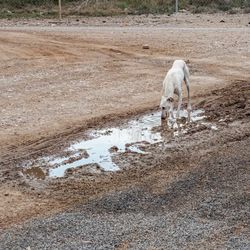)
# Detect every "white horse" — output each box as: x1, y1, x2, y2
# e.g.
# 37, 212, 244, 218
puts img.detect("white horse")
160, 60, 191, 120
